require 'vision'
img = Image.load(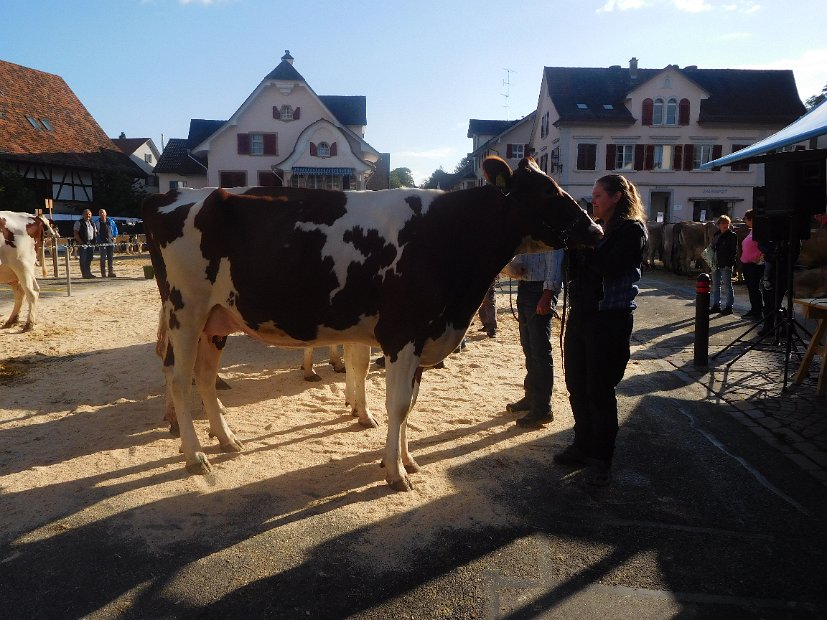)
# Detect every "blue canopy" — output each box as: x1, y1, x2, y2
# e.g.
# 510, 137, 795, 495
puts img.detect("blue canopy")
702, 99, 827, 169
